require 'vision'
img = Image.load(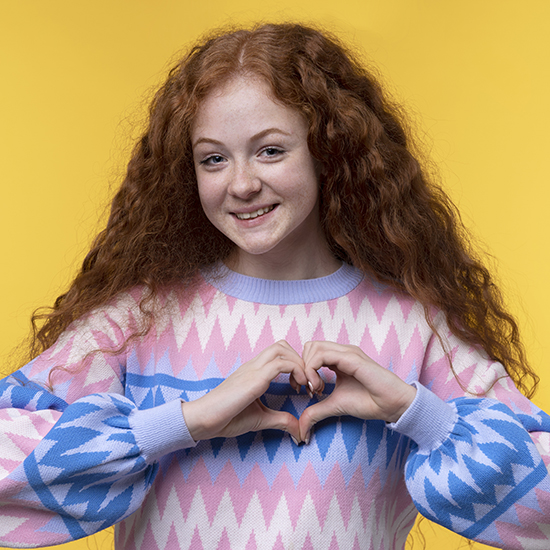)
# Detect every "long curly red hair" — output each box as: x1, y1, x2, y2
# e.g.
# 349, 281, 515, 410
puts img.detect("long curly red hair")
29, 23, 537, 396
